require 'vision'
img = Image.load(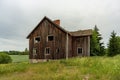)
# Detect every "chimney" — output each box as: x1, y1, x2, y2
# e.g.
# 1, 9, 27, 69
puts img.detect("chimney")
53, 20, 60, 25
